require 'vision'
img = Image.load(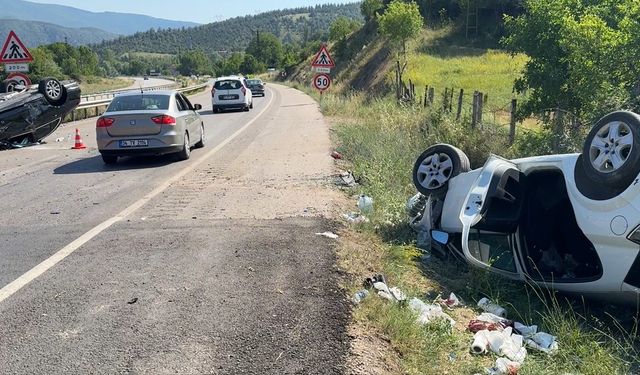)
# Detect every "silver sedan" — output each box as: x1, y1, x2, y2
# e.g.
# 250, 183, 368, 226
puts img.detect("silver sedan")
96, 90, 205, 164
